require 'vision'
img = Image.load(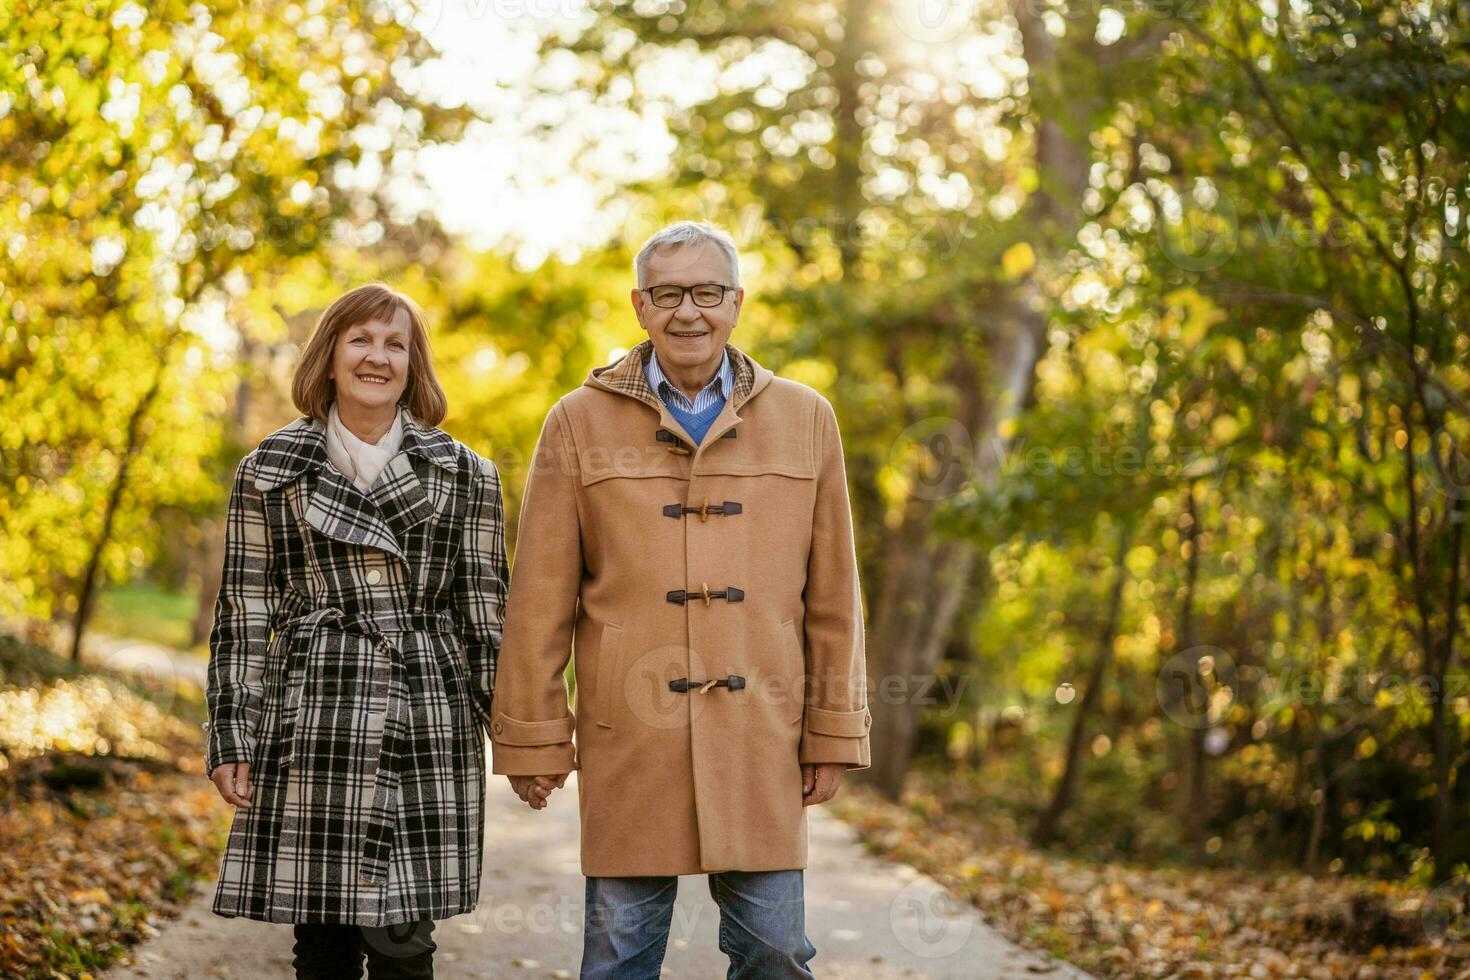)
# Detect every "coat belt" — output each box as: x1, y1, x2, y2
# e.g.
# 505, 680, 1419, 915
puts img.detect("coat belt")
273, 606, 456, 887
